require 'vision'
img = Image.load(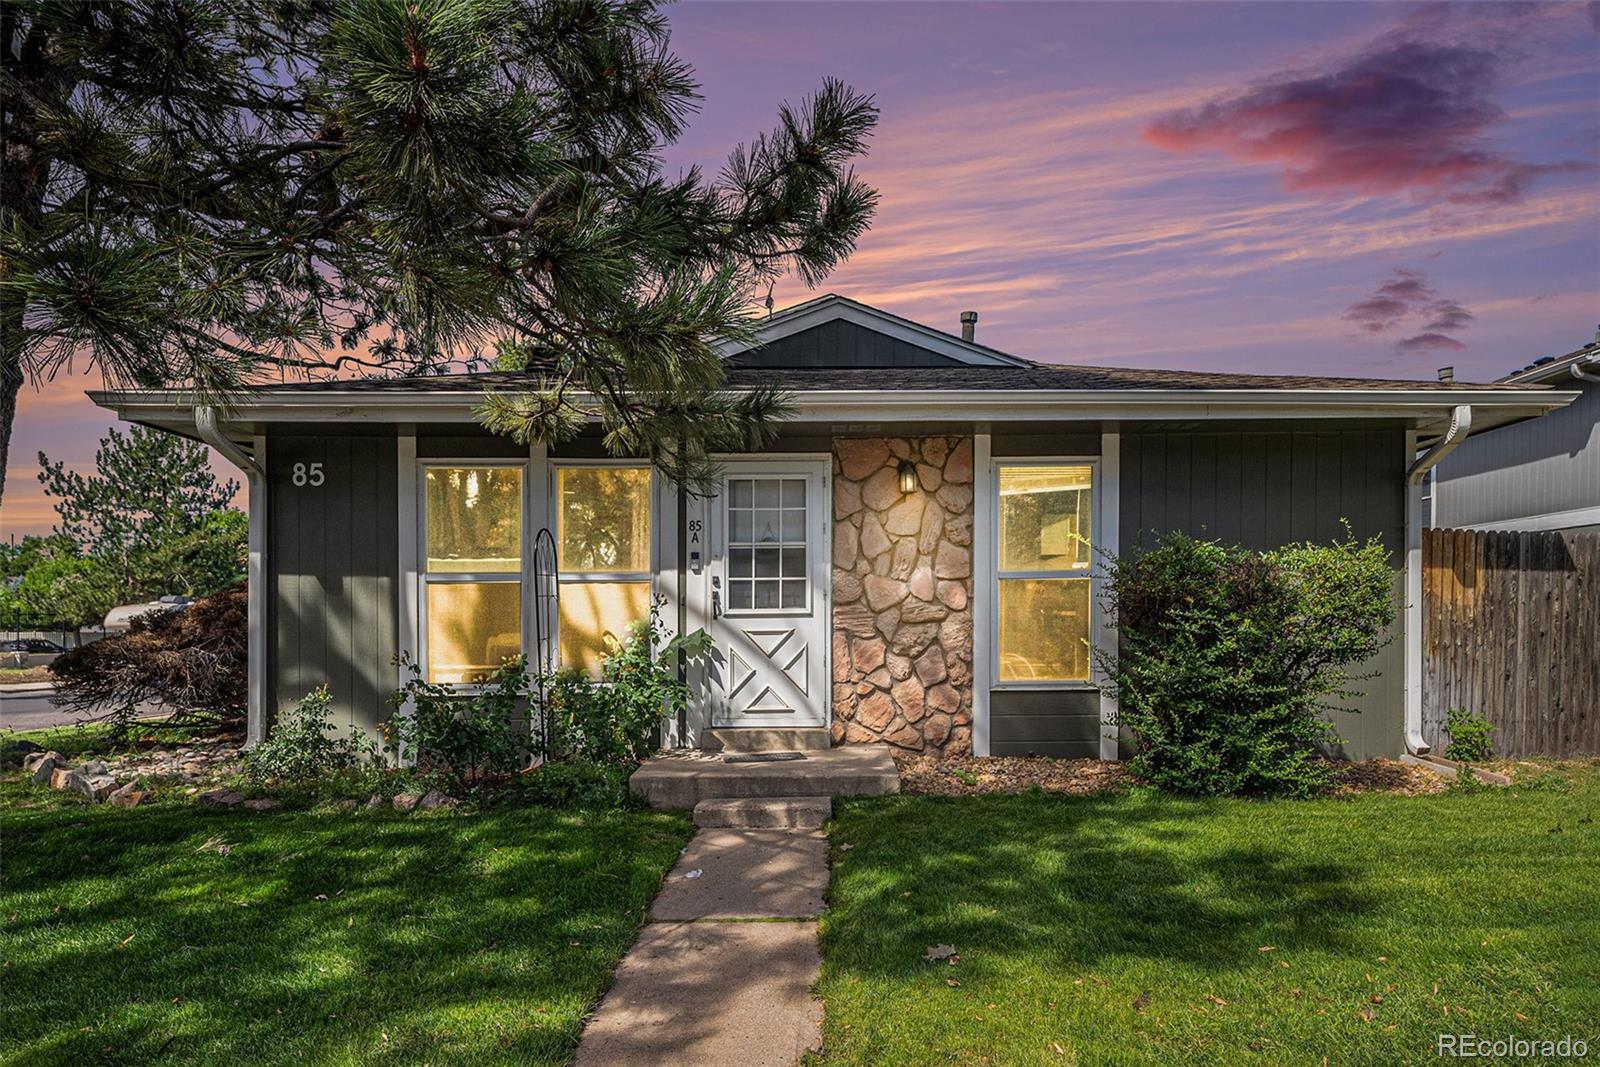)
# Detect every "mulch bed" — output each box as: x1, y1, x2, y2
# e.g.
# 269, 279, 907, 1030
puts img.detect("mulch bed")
1330, 758, 1446, 796
894, 754, 1131, 797
895, 753, 1449, 797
